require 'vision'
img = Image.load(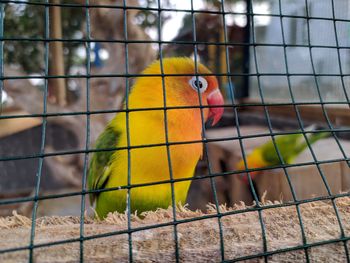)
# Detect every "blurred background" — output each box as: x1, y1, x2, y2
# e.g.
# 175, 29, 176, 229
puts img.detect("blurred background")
0, 0, 349, 217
